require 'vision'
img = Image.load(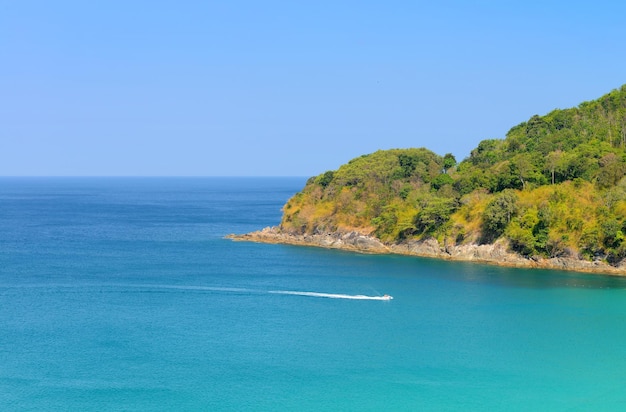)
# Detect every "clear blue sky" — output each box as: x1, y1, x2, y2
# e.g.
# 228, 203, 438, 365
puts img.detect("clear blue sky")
1, 1, 625, 176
